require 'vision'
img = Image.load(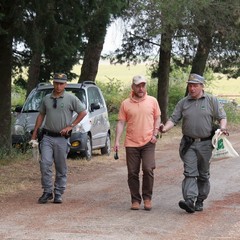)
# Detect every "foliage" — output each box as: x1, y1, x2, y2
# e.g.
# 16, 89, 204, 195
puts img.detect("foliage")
110, 0, 240, 78
11, 85, 26, 108
223, 102, 240, 124
97, 77, 129, 113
